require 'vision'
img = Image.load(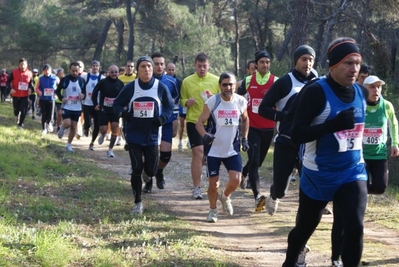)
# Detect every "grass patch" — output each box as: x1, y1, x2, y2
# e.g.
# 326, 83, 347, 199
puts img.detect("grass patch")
0, 103, 239, 266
